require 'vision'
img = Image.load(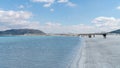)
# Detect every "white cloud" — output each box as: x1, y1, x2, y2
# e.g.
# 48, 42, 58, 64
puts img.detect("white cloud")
57, 0, 68, 3
116, 6, 120, 10
0, 10, 32, 20
0, 10, 115, 33
32, 0, 54, 7
38, 22, 96, 33
0, 10, 95, 33
31, 0, 76, 8
45, 22, 61, 26
67, 2, 76, 7
32, 0, 54, 3
1, 10, 119, 33
41, 17, 120, 33
92, 16, 120, 32
0, 10, 41, 30
18, 5, 25, 9
0, 26, 10, 31
57, 0, 76, 7
50, 8, 54, 12
43, 3, 52, 7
